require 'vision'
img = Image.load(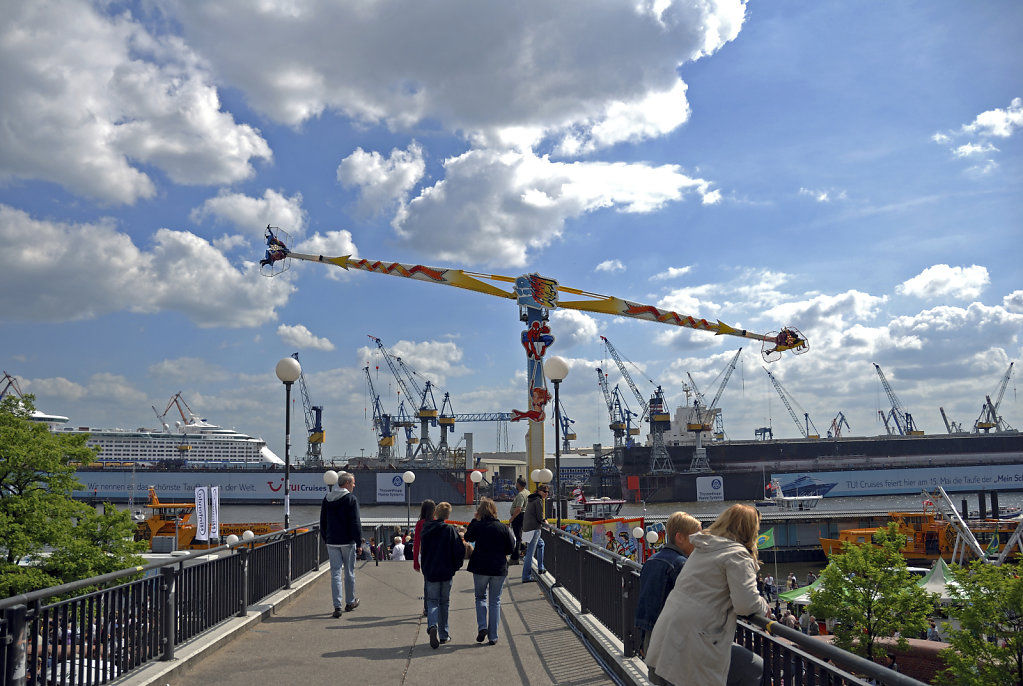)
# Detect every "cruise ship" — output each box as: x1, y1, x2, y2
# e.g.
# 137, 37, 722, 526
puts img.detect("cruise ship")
36, 390, 284, 469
